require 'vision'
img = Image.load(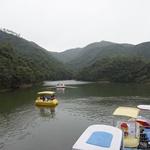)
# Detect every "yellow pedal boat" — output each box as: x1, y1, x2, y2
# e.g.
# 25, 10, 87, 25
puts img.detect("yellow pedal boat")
35, 91, 58, 107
